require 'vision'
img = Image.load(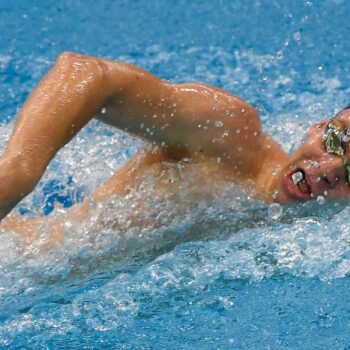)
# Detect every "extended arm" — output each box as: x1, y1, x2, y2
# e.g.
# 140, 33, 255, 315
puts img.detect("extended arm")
0, 51, 263, 220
